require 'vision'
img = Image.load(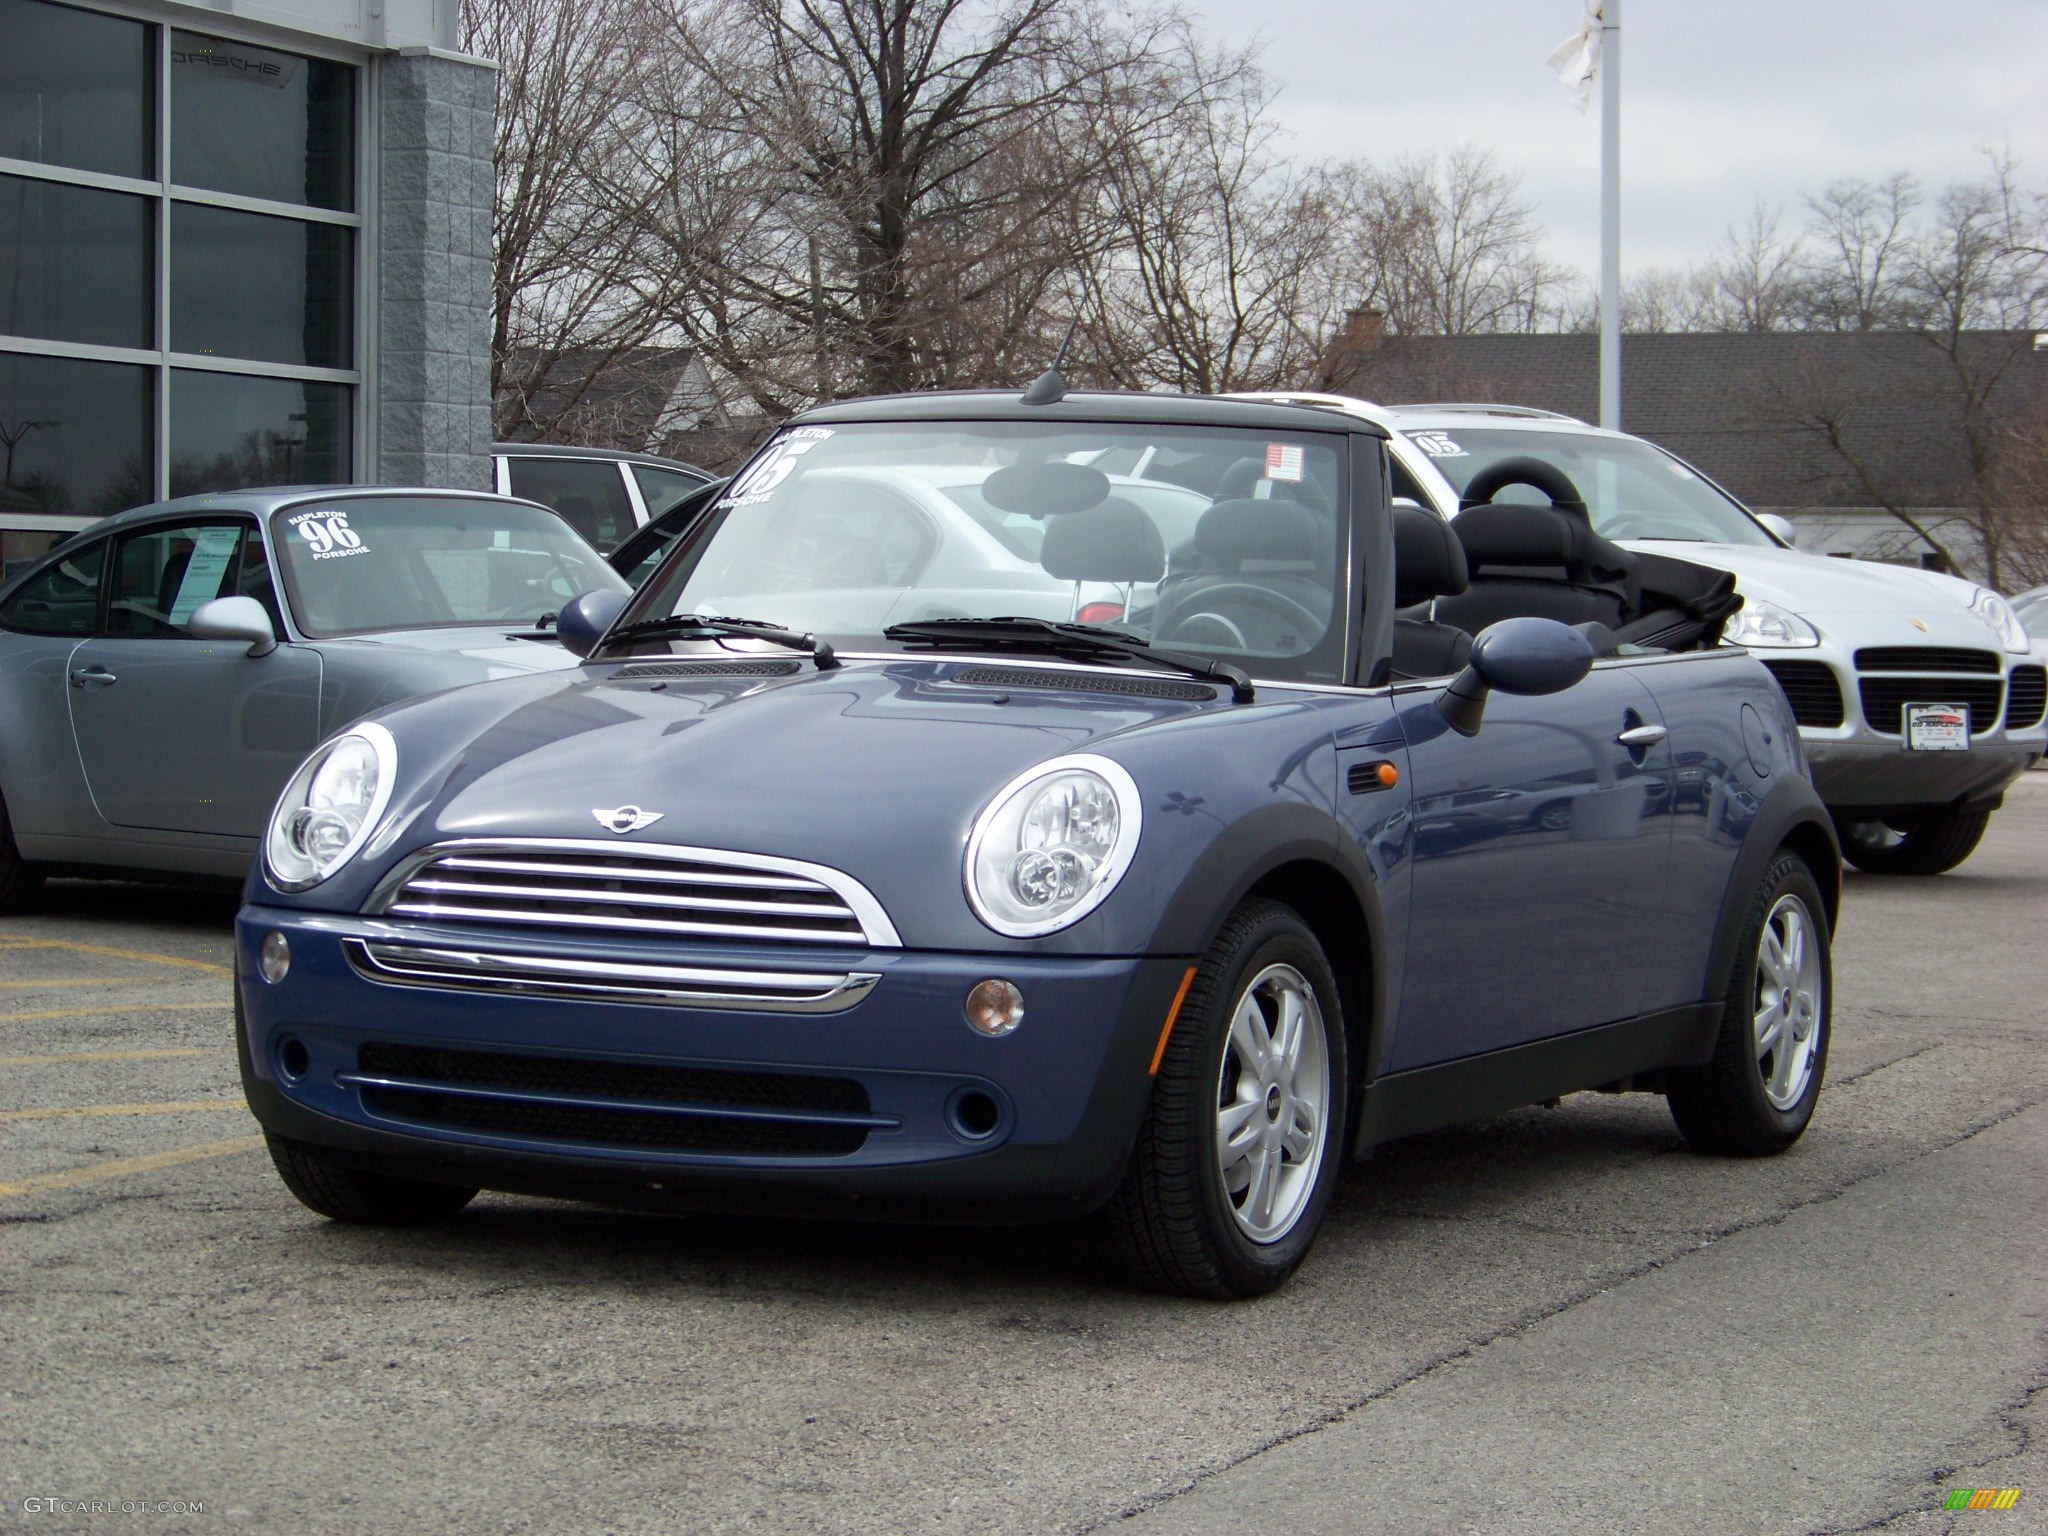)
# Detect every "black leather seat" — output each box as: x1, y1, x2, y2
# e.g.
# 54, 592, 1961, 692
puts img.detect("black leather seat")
1433, 501, 1636, 634
1152, 498, 1331, 649
1390, 504, 1473, 679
